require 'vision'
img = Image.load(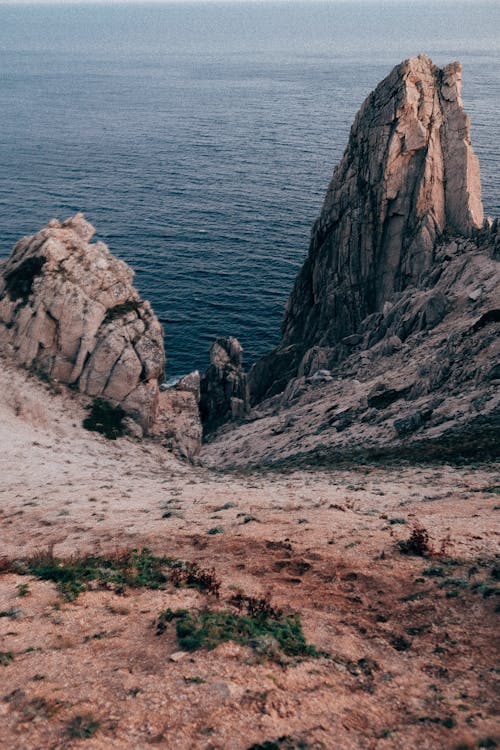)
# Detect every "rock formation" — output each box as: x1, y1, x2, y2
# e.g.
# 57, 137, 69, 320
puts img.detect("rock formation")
200, 337, 249, 432
204, 56, 499, 468
152, 372, 203, 460
0, 214, 203, 452
1, 56, 497, 468
250, 55, 486, 402
205, 224, 500, 468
